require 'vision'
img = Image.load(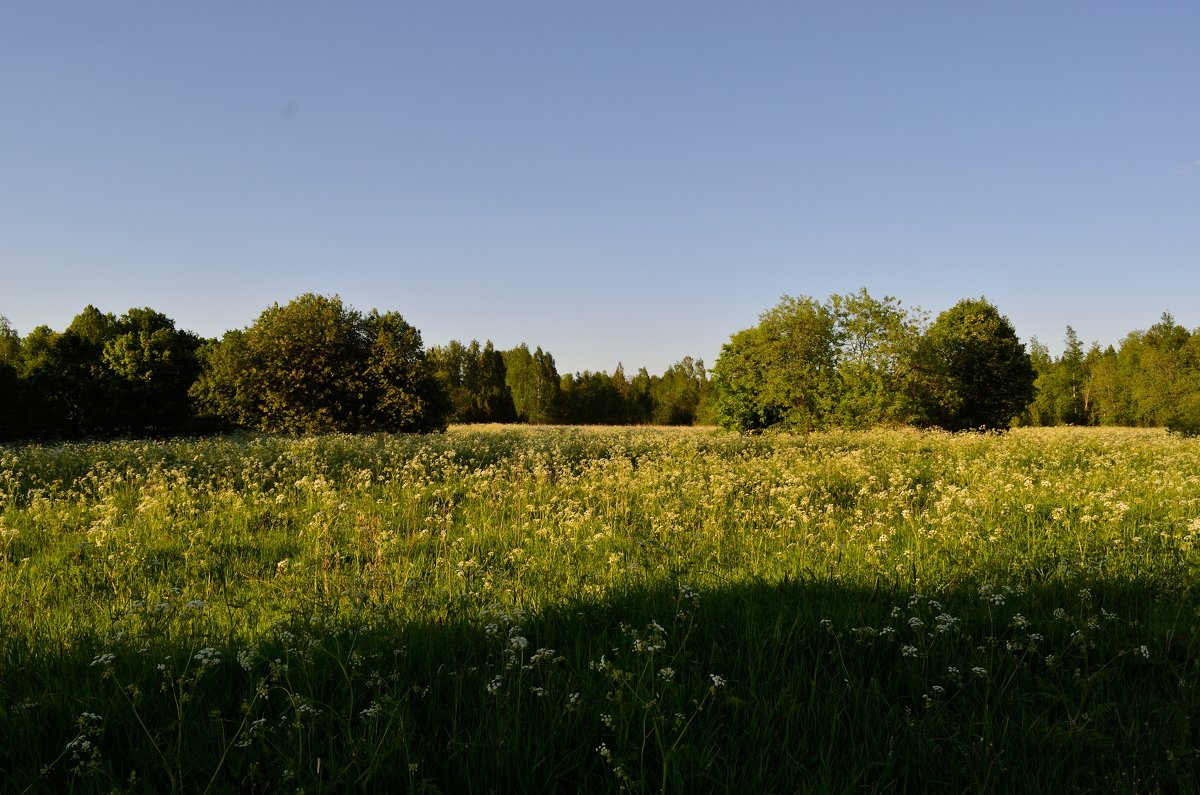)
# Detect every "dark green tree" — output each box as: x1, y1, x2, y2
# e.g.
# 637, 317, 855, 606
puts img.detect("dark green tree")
191, 294, 446, 434
504, 344, 561, 424
102, 308, 203, 432
561, 368, 633, 425
0, 316, 20, 440
915, 298, 1036, 431
17, 306, 121, 436
1054, 326, 1088, 425
651, 356, 708, 425
428, 340, 517, 423
1023, 337, 1057, 426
